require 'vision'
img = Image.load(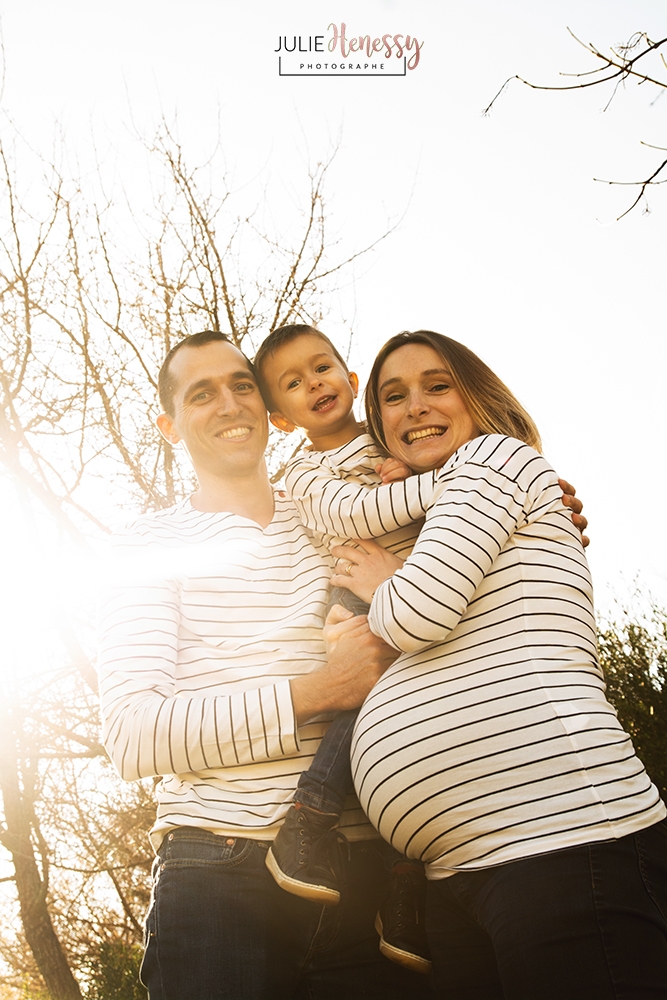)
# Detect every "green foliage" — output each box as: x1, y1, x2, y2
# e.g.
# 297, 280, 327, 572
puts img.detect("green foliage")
83, 941, 146, 1000
599, 607, 667, 801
